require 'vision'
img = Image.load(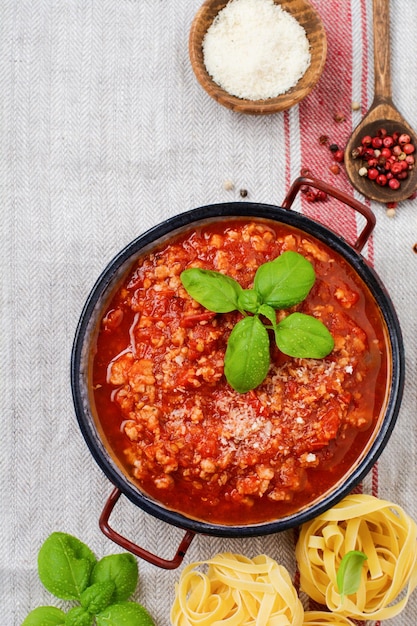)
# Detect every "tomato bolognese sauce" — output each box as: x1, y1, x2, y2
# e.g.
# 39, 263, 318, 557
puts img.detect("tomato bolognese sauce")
92, 219, 389, 525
